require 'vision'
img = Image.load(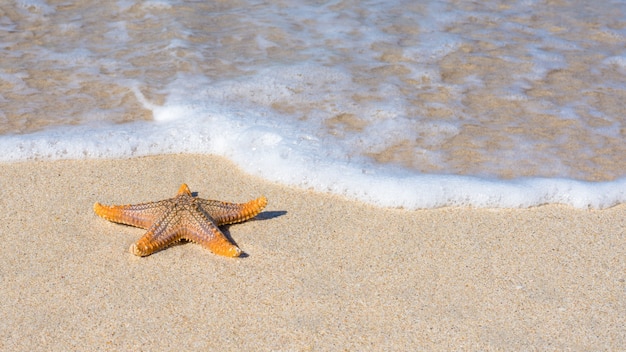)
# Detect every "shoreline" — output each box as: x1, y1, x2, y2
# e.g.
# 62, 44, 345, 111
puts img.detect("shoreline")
0, 154, 624, 350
